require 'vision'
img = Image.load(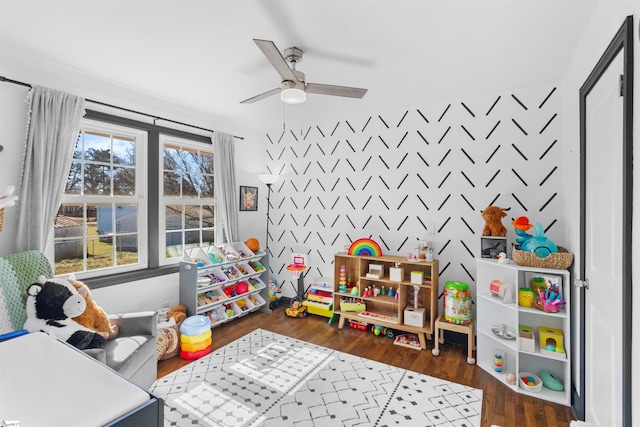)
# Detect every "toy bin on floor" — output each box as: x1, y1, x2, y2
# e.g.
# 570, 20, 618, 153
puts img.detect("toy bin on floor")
179, 315, 212, 360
